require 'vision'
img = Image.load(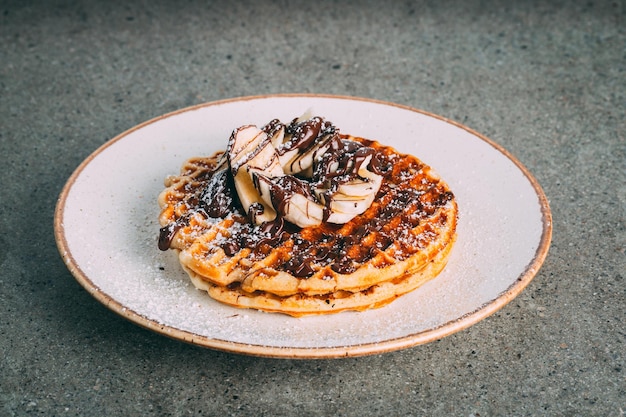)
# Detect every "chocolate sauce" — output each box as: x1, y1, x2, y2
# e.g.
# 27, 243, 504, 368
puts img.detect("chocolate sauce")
281, 237, 332, 277
160, 134, 393, 267
261, 119, 284, 140
313, 137, 381, 186
198, 168, 239, 218
228, 127, 274, 175
280, 117, 332, 155
158, 215, 190, 251
158, 165, 240, 251
267, 175, 315, 218
263, 117, 338, 157
247, 202, 265, 224
160, 118, 453, 280
221, 217, 292, 257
